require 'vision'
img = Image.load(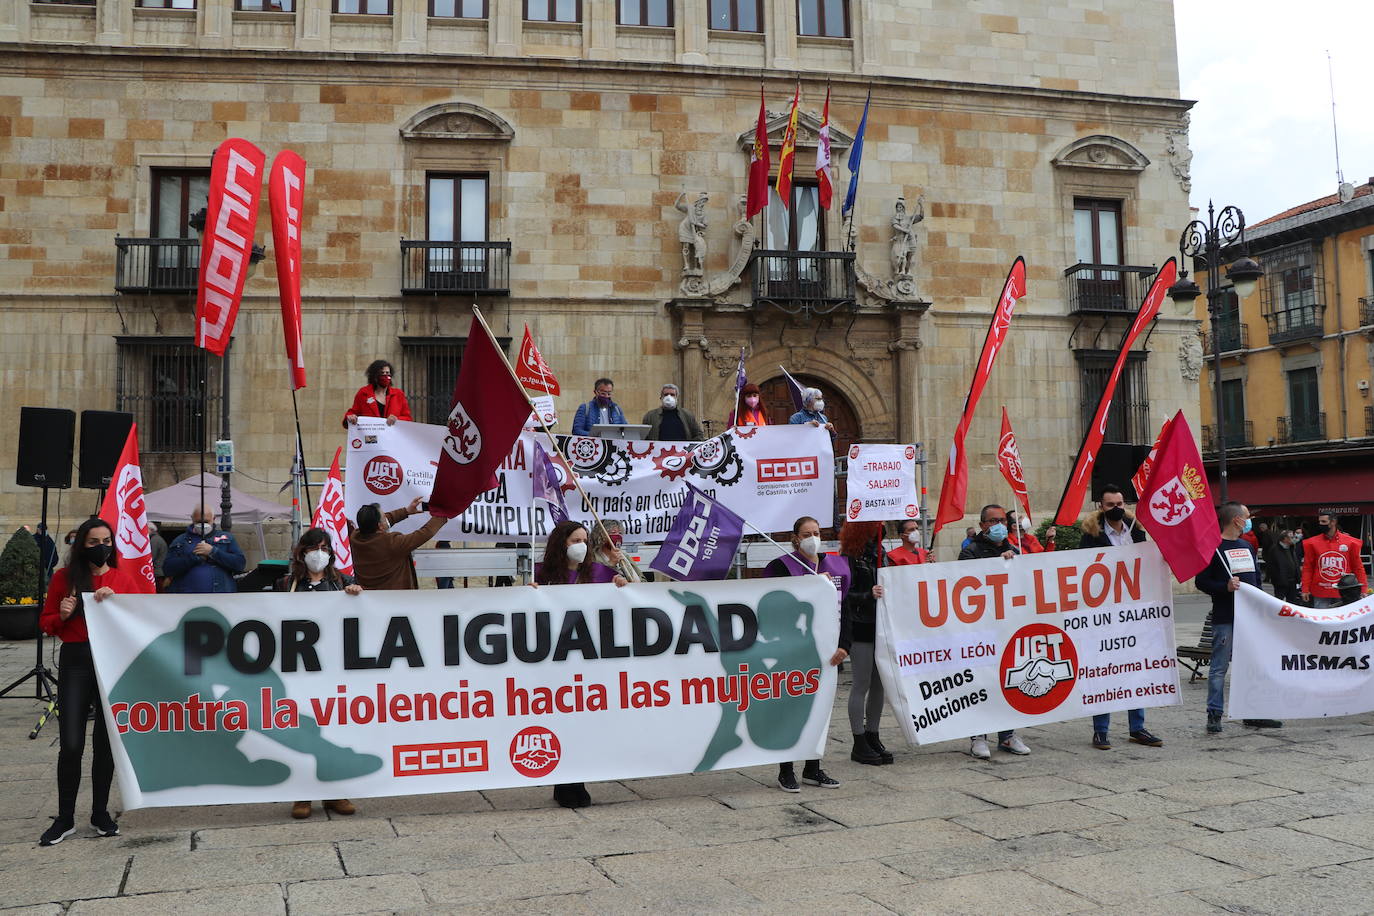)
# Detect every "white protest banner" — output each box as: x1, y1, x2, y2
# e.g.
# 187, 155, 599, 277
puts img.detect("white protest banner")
844, 443, 918, 523
85, 578, 838, 808
345, 421, 834, 543
876, 541, 1179, 744
1230, 585, 1374, 720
